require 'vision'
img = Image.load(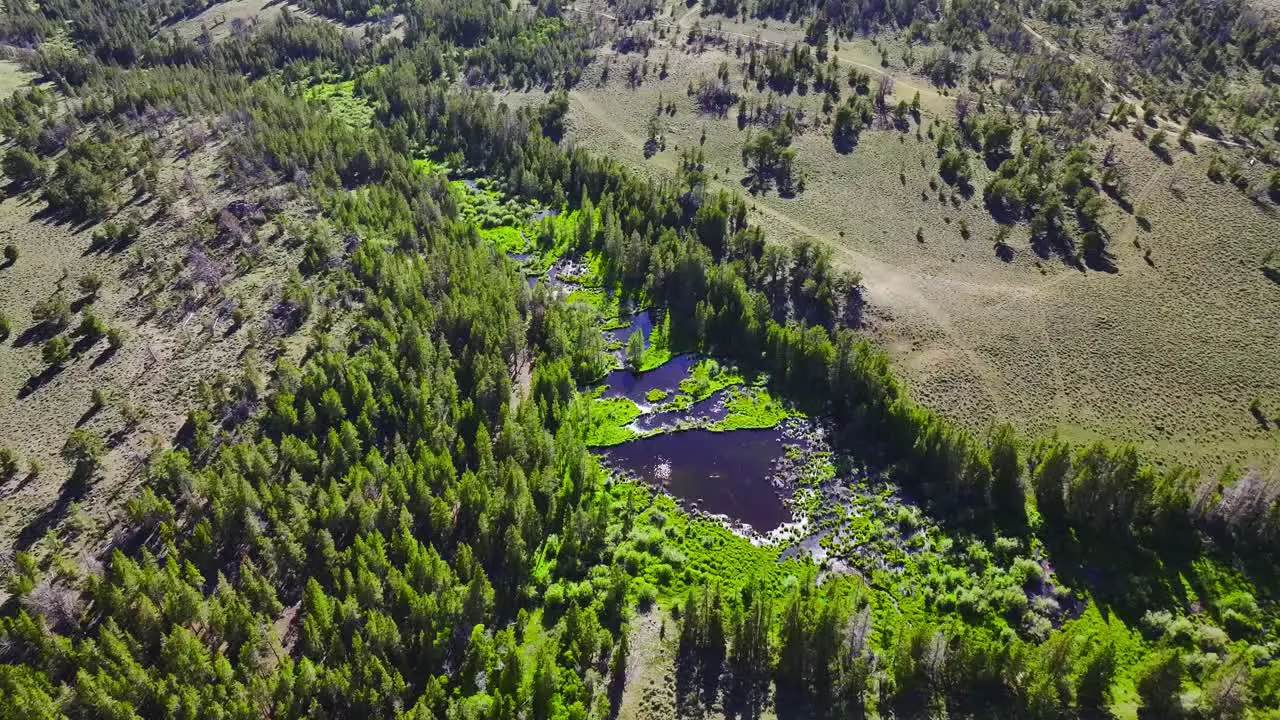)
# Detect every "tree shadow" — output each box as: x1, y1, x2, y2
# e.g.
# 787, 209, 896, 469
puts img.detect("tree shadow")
723, 674, 769, 720
76, 403, 101, 427
994, 241, 1015, 263
832, 130, 860, 155
1102, 184, 1133, 213
27, 203, 98, 234
1039, 529, 1190, 627
1263, 267, 1280, 286
14, 469, 92, 551
71, 333, 100, 358
1, 467, 38, 495
85, 231, 138, 256
90, 344, 119, 369
1083, 246, 1118, 274
18, 365, 64, 399
13, 321, 64, 349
